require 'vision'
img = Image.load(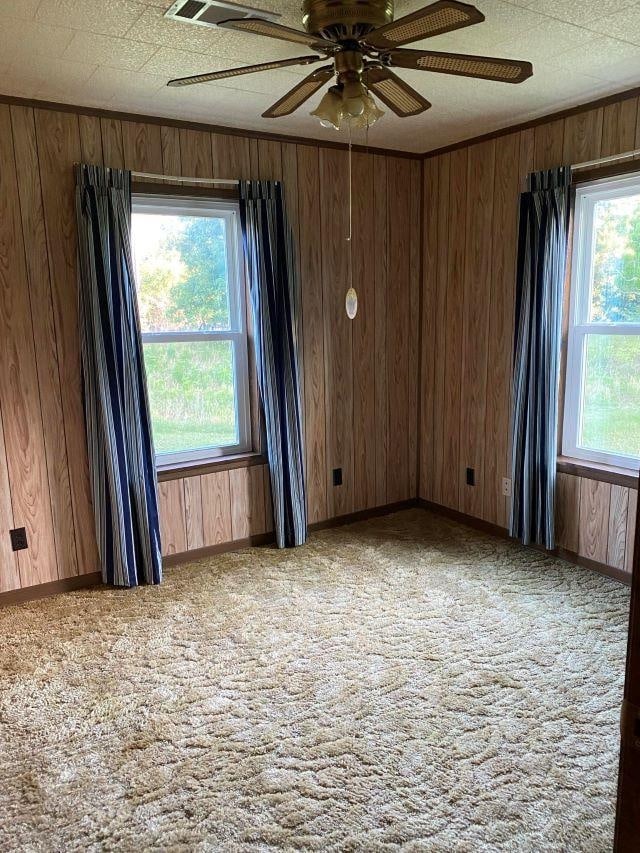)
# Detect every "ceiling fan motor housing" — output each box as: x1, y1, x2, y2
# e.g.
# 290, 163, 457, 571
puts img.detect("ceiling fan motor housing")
302, 0, 394, 40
